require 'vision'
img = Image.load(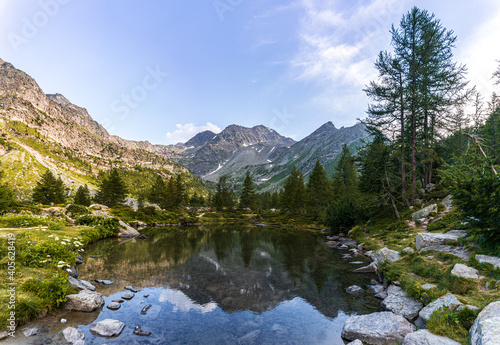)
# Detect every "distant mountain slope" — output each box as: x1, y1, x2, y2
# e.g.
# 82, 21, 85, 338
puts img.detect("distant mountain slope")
0, 59, 205, 199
